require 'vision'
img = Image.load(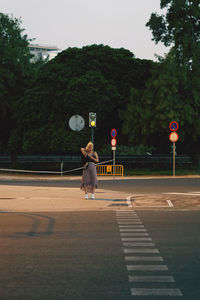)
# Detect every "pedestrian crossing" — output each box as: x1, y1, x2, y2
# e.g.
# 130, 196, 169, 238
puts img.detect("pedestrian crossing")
116, 210, 183, 297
